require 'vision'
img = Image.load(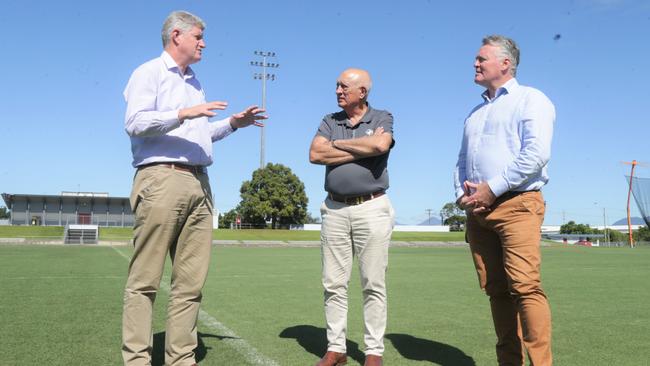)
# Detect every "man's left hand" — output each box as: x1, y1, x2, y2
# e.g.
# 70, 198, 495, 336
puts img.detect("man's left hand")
230, 105, 267, 129
465, 181, 496, 214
